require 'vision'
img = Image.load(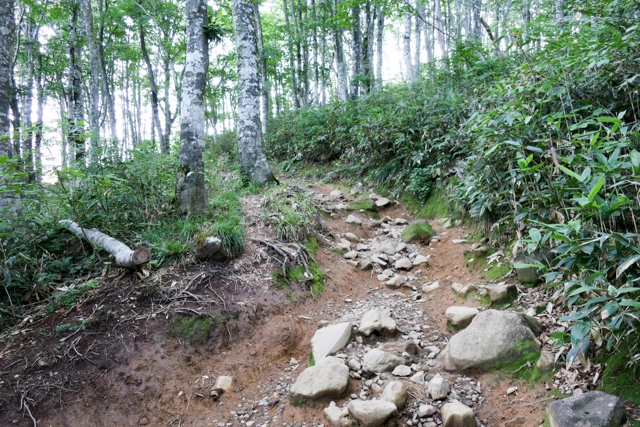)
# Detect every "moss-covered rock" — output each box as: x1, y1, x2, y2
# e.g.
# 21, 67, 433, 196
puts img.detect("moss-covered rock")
349, 198, 377, 212
401, 220, 434, 243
